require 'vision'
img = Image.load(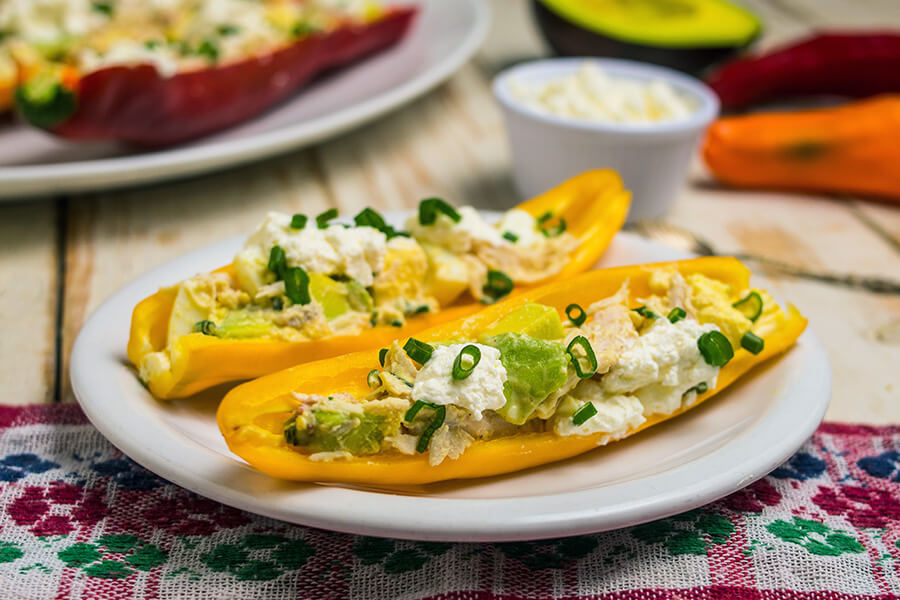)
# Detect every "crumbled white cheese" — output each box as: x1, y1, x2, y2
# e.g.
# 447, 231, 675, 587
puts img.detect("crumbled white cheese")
496, 209, 543, 248
233, 212, 387, 295
79, 41, 180, 77
511, 62, 696, 124
411, 343, 508, 420
407, 206, 503, 253
553, 381, 645, 437
601, 318, 720, 417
